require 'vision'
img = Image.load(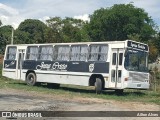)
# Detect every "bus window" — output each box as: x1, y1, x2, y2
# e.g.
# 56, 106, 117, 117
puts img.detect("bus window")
124, 49, 148, 72
6, 46, 17, 60
118, 70, 122, 83
39, 46, 53, 61
111, 70, 115, 82
26, 46, 38, 60
80, 45, 88, 61
99, 45, 108, 61
70, 45, 88, 61
89, 44, 108, 61
112, 53, 116, 65
88, 45, 99, 61
70, 45, 80, 61
119, 53, 123, 65
54, 45, 70, 61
